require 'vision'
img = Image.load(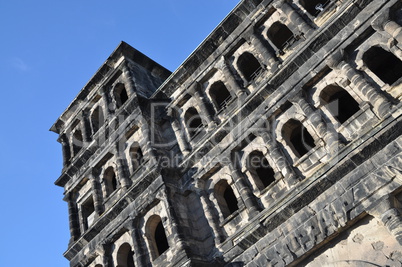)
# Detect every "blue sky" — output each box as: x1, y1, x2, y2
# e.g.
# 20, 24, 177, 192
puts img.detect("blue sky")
0, 1, 238, 266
